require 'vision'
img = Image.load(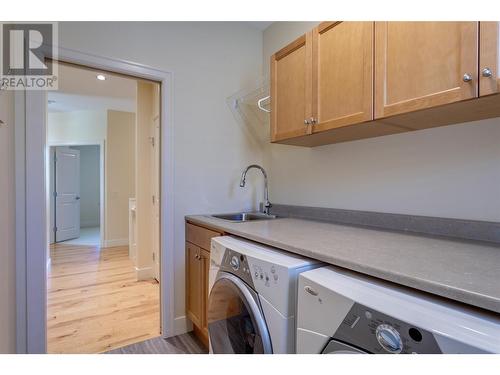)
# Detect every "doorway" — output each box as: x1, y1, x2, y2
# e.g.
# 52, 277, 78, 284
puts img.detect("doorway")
19, 46, 174, 354
49, 144, 103, 247
44, 61, 163, 353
